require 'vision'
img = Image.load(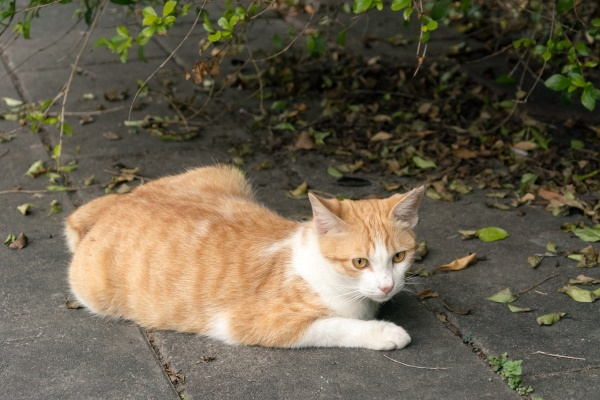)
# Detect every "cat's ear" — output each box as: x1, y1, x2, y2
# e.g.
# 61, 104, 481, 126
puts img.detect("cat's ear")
388, 186, 425, 228
308, 193, 347, 235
